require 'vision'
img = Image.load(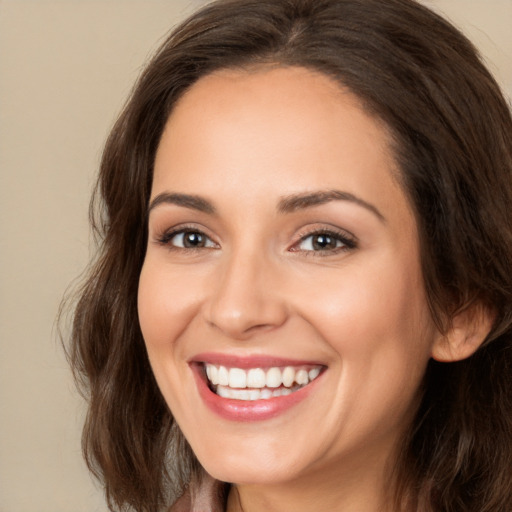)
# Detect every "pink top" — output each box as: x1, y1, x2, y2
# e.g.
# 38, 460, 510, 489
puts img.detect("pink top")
169, 472, 226, 512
